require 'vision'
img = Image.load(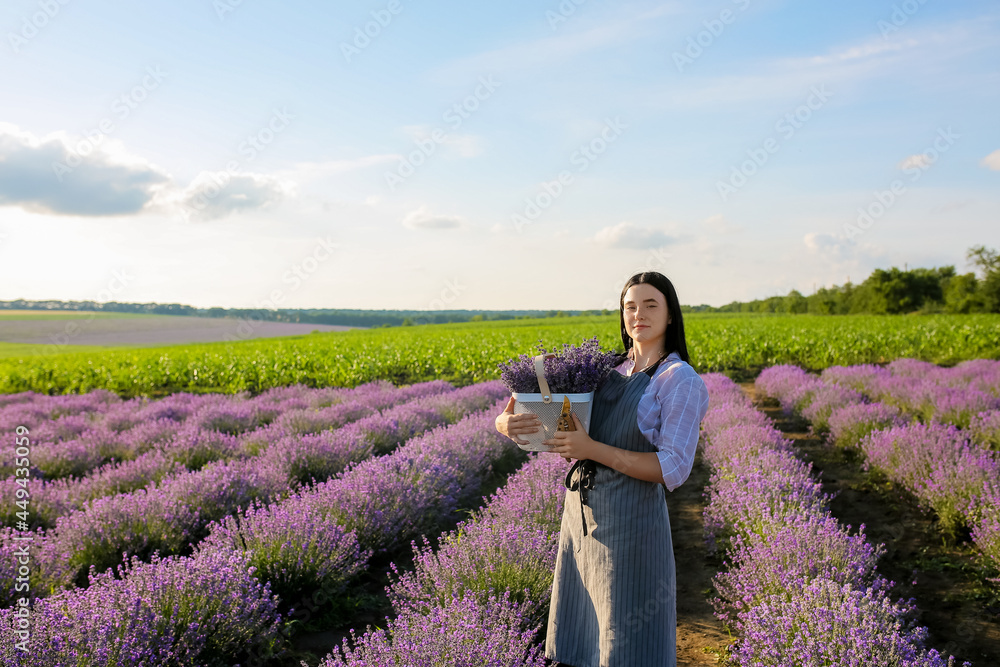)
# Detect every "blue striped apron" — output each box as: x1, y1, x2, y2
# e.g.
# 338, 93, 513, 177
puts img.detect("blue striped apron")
545, 359, 676, 667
